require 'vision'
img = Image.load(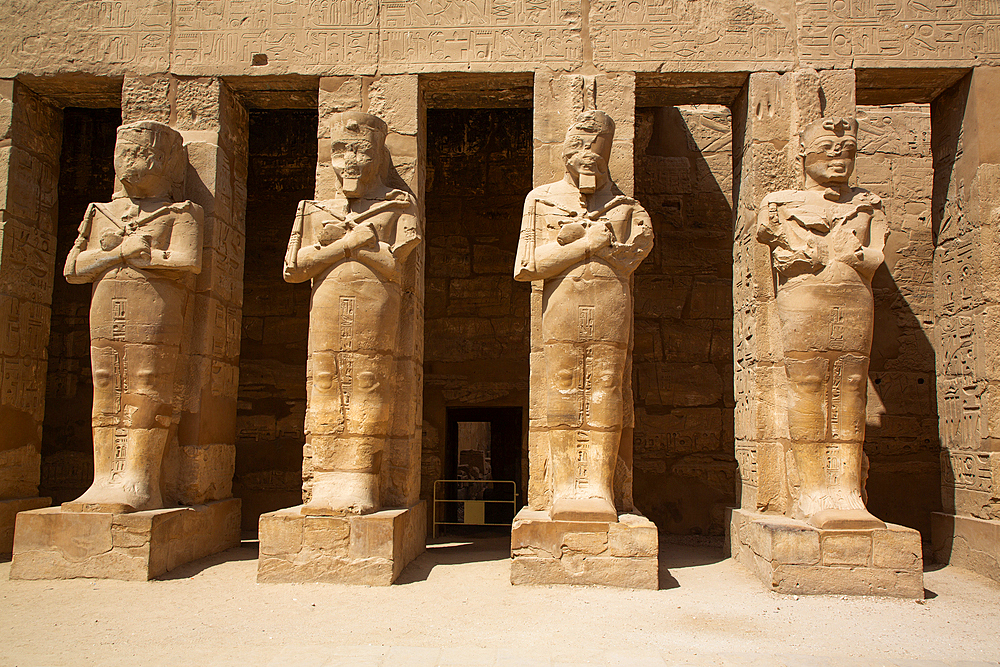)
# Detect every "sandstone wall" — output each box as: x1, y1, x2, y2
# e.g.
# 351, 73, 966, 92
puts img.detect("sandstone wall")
633, 105, 735, 536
